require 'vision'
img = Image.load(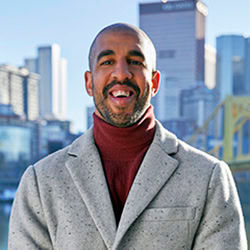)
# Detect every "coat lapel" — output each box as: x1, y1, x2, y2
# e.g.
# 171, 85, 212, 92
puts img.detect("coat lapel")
113, 122, 179, 248
65, 128, 117, 249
